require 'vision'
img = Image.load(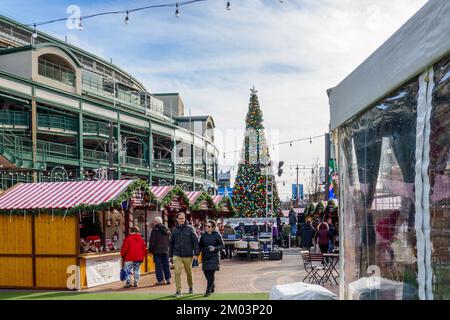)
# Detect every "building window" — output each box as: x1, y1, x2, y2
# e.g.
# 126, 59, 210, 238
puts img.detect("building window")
38, 54, 75, 86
